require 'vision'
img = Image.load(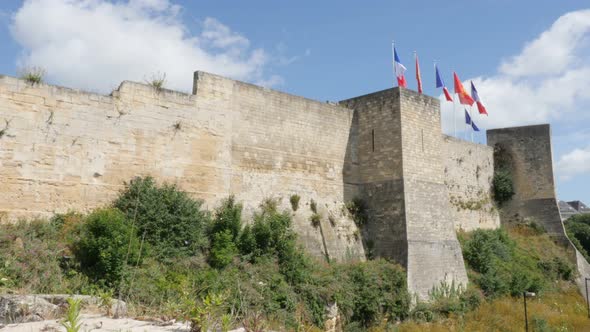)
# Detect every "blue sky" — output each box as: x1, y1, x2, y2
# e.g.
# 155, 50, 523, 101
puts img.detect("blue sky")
1, 0, 589, 204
